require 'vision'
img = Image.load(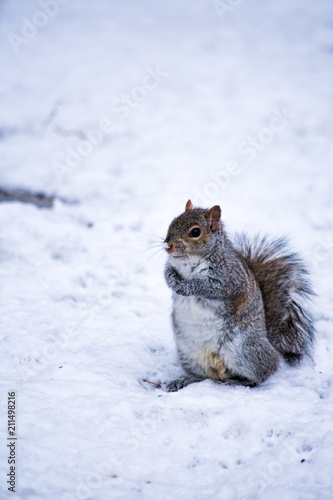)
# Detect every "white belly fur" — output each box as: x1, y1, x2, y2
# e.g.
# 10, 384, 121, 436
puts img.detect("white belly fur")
170, 255, 229, 379
172, 294, 228, 378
